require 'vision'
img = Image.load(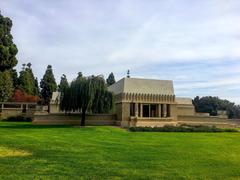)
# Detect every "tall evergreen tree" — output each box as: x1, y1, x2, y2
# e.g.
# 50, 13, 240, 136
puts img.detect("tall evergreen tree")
77, 72, 83, 79
33, 77, 40, 96
106, 72, 116, 86
11, 69, 18, 89
58, 74, 68, 93
18, 63, 35, 95
0, 12, 18, 71
0, 71, 13, 101
40, 65, 57, 105
0, 12, 18, 101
